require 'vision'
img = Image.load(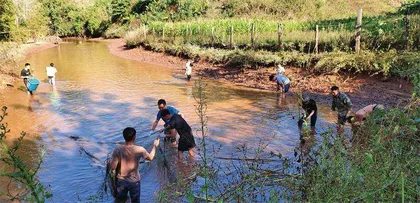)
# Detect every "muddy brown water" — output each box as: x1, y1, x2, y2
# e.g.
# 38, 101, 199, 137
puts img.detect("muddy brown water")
1, 40, 342, 202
